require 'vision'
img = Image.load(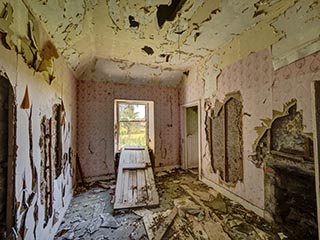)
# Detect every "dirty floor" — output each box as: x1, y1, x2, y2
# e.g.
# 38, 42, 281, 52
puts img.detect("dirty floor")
55, 169, 289, 240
